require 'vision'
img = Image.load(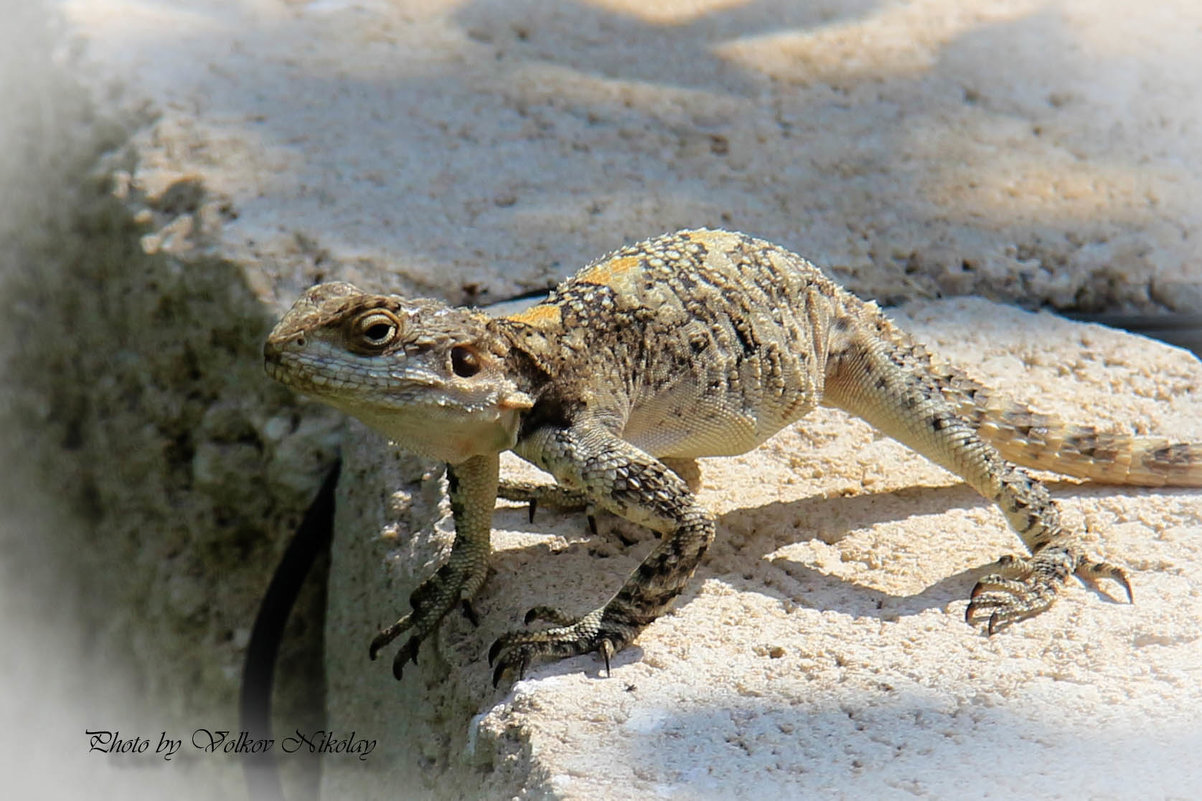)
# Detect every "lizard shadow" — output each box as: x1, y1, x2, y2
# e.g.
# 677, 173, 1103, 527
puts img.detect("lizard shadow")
706, 479, 1134, 621
487, 477, 1143, 636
